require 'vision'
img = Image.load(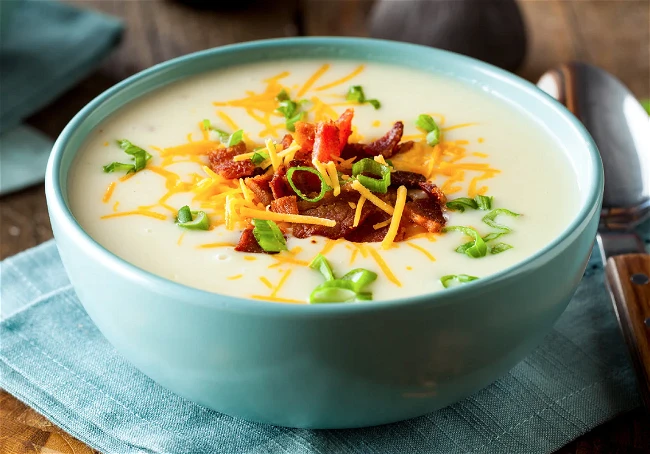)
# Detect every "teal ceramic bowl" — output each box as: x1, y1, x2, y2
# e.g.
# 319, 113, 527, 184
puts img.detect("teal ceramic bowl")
45, 38, 603, 429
